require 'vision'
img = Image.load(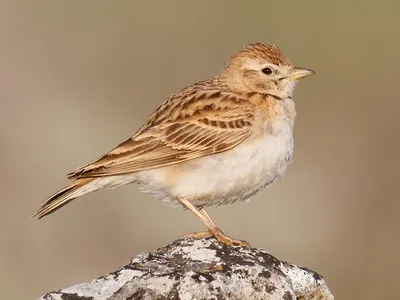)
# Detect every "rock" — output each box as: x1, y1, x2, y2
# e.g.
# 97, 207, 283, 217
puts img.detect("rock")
39, 237, 333, 300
